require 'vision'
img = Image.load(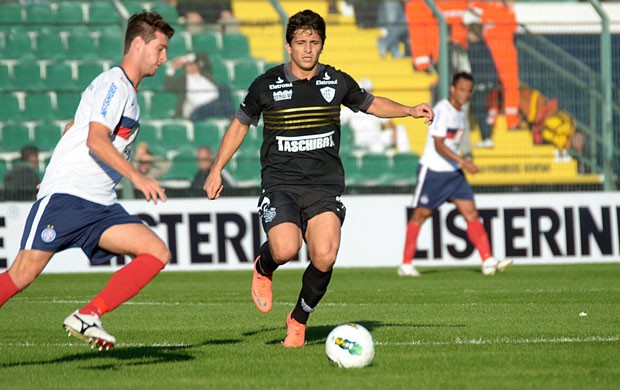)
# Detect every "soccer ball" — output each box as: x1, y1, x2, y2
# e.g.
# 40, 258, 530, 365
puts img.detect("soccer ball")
325, 323, 375, 368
